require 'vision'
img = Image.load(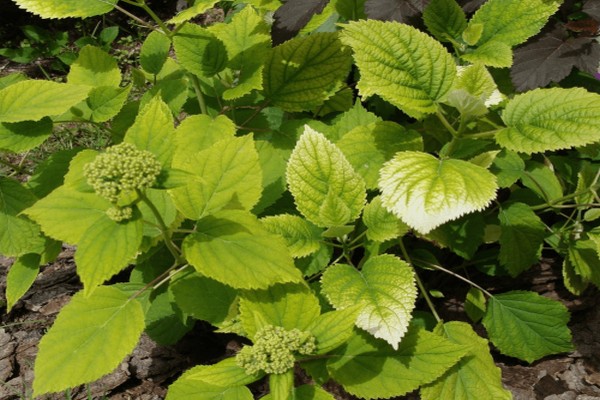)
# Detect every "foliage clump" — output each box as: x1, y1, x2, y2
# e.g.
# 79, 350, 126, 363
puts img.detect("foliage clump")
236, 325, 316, 375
